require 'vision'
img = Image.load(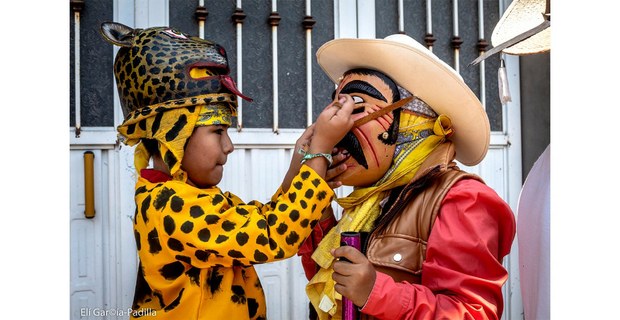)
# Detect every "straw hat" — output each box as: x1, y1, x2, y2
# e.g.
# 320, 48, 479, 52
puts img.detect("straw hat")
491, 0, 551, 55
317, 34, 489, 166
